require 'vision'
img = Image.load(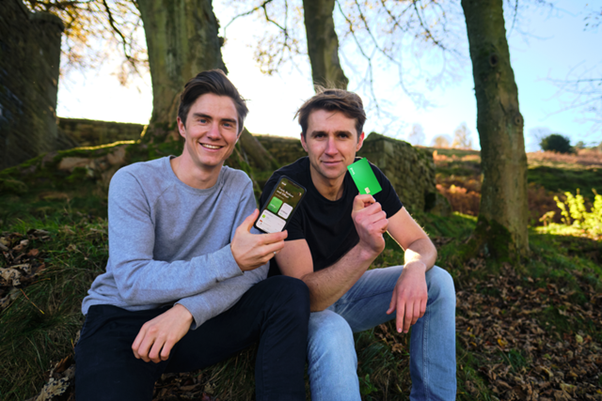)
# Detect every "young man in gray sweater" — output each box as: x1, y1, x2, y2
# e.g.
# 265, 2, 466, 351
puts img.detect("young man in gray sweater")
75, 70, 310, 400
